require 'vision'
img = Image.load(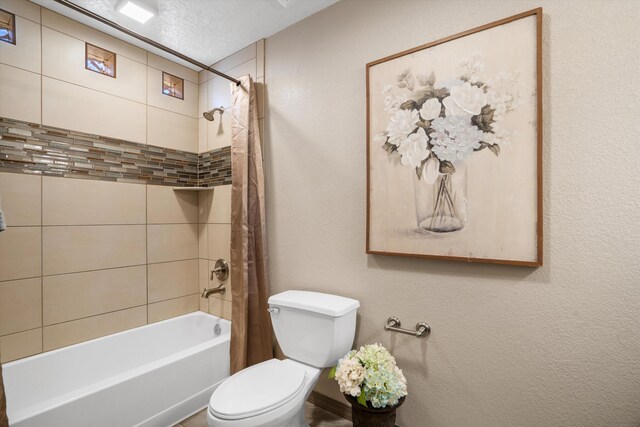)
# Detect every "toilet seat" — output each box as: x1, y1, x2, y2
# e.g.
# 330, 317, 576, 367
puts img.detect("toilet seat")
209, 359, 306, 421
